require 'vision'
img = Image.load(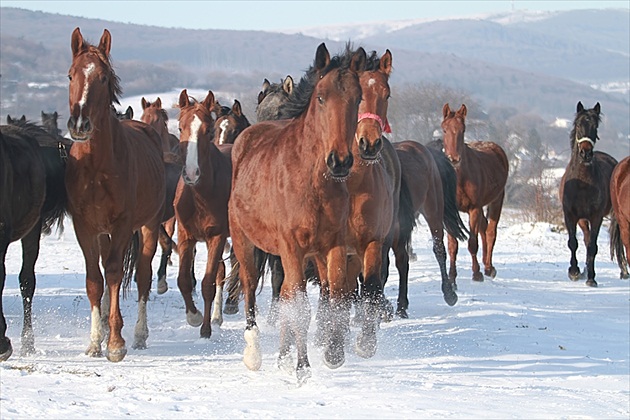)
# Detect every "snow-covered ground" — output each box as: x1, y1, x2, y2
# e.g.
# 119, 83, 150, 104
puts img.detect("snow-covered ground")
1, 212, 629, 419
